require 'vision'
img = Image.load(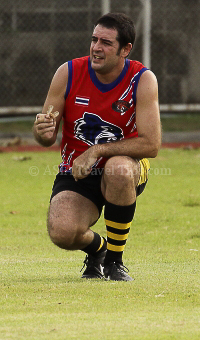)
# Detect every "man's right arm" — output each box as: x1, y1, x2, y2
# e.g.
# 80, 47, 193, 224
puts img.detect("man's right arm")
33, 63, 68, 147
